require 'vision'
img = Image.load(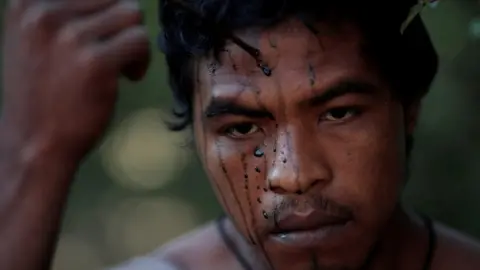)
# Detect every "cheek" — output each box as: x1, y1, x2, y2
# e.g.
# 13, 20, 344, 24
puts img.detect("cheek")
328, 106, 406, 226
202, 138, 269, 238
